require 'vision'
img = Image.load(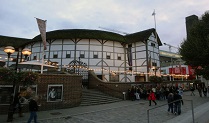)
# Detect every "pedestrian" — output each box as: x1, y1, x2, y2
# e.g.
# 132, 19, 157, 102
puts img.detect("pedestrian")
148, 90, 157, 106
203, 86, 207, 97
130, 86, 135, 101
178, 87, 183, 97
190, 87, 195, 96
173, 91, 183, 115
13, 92, 23, 117
27, 95, 39, 123
197, 85, 202, 97
167, 93, 174, 114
